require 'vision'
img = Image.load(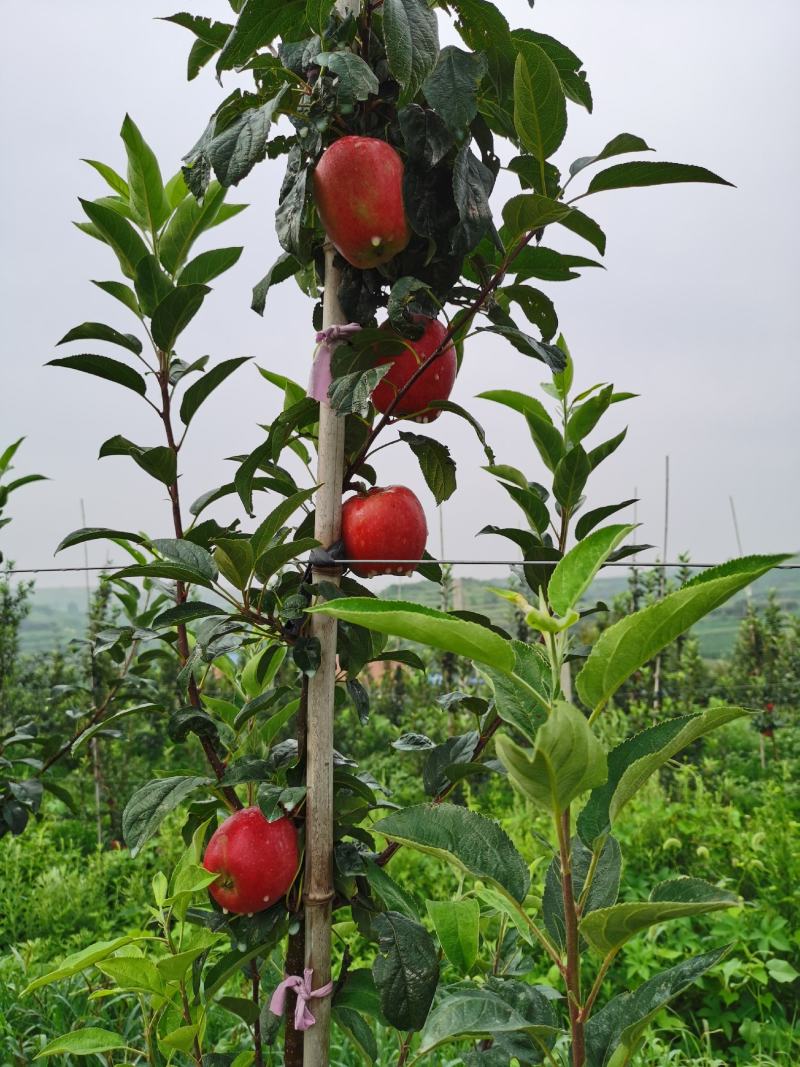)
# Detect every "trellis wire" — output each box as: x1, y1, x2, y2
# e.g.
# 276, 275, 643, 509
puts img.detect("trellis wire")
4, 559, 800, 576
